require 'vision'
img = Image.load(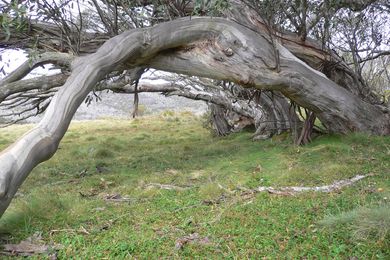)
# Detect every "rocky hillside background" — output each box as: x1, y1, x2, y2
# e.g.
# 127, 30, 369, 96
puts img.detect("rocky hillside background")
0, 92, 207, 124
